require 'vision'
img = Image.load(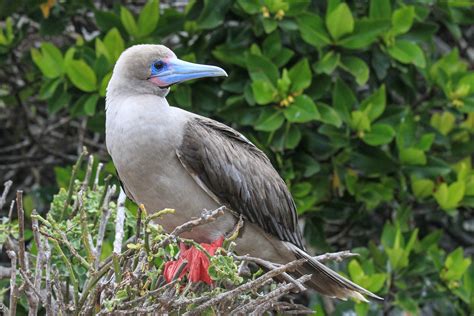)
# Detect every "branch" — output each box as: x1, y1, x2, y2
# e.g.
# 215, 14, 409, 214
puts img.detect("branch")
7, 250, 17, 316
95, 184, 116, 268
0, 180, 12, 211
153, 206, 225, 252
183, 259, 307, 316
232, 274, 312, 315
314, 250, 359, 263
232, 254, 307, 292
